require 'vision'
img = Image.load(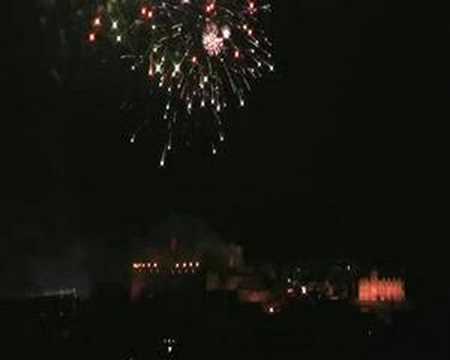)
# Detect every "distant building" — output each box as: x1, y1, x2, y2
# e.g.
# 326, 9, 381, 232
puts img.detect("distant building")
130, 245, 203, 301
206, 263, 277, 307
129, 234, 245, 302
358, 271, 406, 304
